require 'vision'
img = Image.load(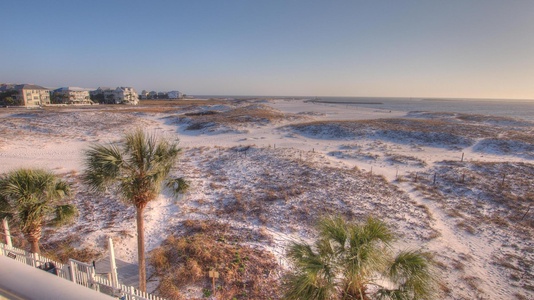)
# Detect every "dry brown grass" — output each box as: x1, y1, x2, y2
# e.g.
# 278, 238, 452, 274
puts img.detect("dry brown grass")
149, 219, 282, 300
41, 233, 102, 263
290, 118, 496, 138
178, 104, 301, 131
